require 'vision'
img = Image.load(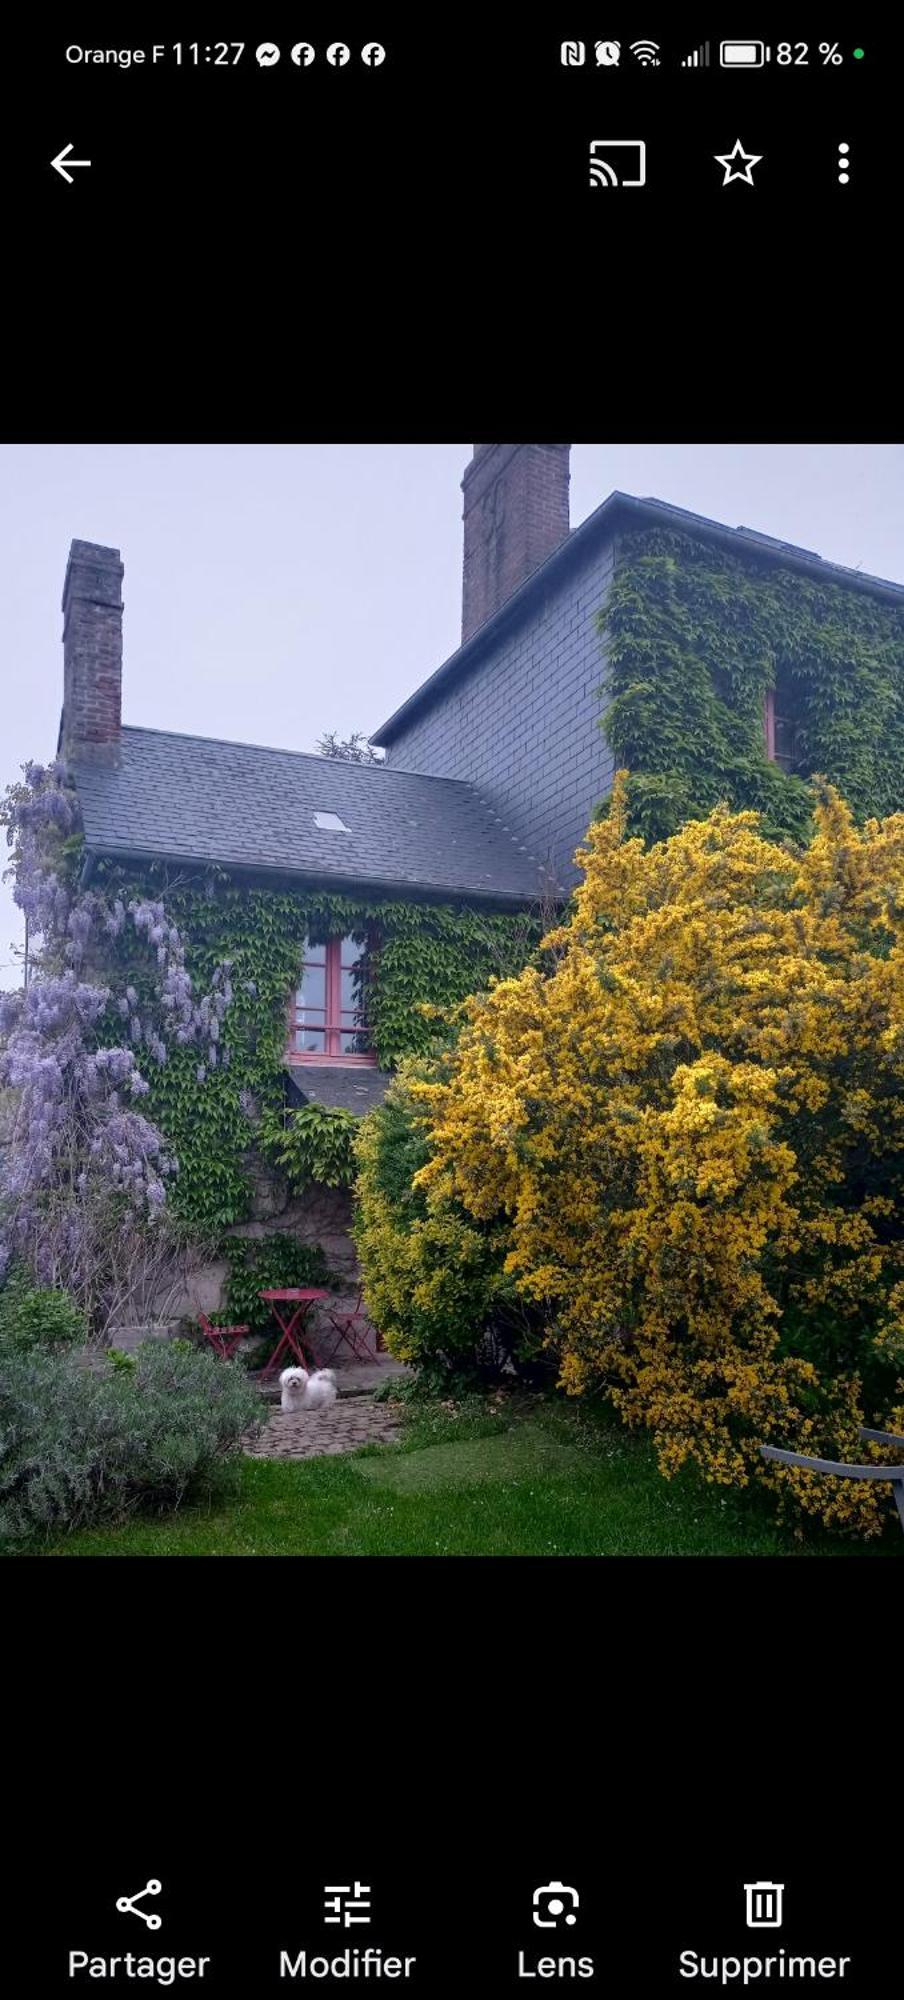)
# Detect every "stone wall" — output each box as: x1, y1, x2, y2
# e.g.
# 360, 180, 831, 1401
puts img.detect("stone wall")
165, 1147, 359, 1324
